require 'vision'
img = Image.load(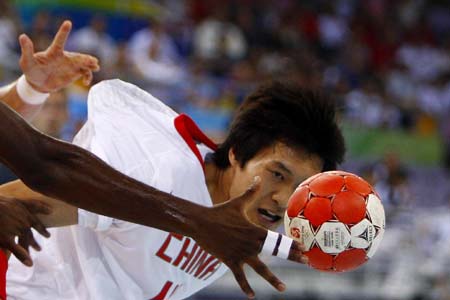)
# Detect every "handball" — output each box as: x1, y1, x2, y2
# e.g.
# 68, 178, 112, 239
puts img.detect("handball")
284, 171, 385, 272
